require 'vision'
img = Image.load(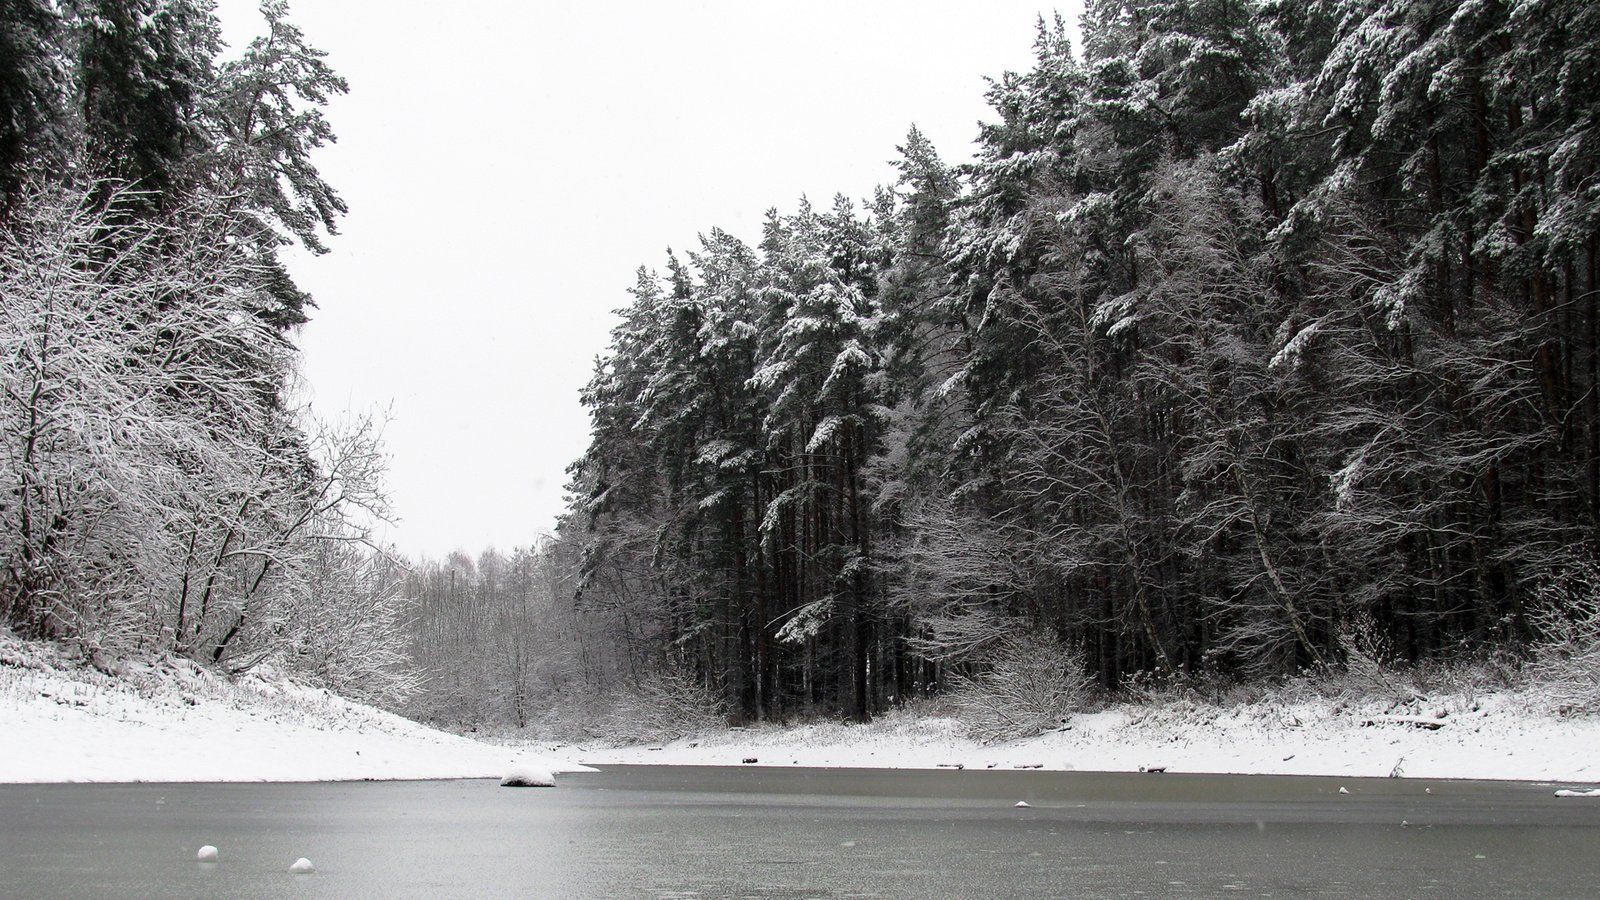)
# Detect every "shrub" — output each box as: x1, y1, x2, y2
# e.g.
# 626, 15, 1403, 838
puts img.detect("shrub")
1527, 564, 1600, 715
593, 666, 728, 744
949, 629, 1094, 743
